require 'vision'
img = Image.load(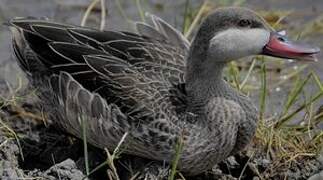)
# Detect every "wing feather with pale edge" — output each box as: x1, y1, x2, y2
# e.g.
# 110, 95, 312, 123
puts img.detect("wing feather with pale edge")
9, 16, 188, 123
